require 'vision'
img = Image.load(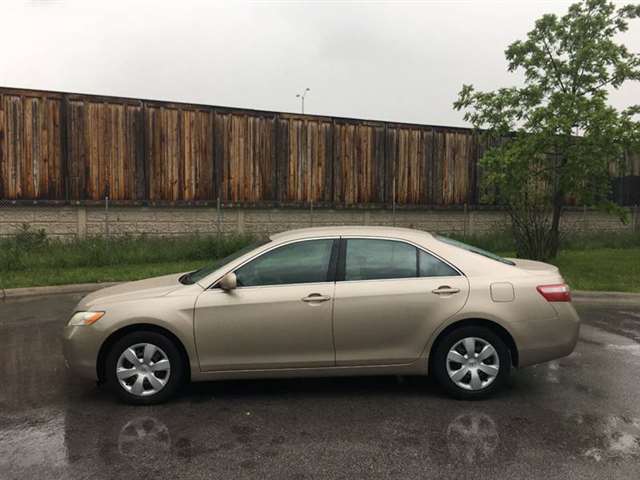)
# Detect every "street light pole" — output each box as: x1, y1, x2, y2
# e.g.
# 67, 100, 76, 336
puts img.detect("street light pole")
296, 88, 310, 114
